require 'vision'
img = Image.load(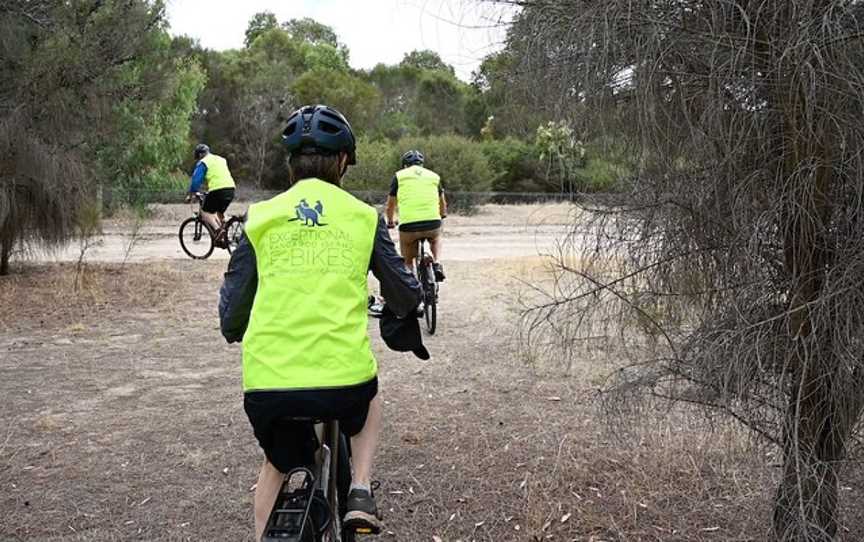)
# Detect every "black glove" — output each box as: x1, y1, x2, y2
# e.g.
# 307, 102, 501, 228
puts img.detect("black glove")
379, 304, 430, 360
